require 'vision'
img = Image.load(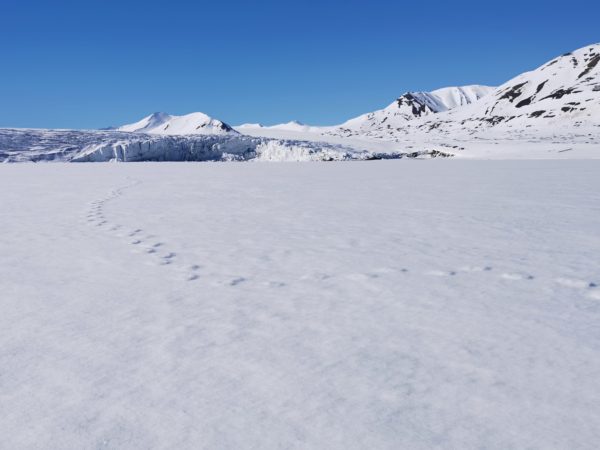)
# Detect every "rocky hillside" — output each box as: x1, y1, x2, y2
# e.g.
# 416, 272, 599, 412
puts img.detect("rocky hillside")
402, 43, 600, 137
333, 85, 495, 137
